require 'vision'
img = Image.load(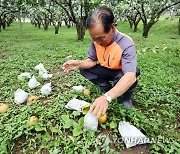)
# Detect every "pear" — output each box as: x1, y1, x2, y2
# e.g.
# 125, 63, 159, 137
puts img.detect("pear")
28, 116, 39, 127
0, 104, 9, 114
98, 113, 107, 124
83, 89, 90, 96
